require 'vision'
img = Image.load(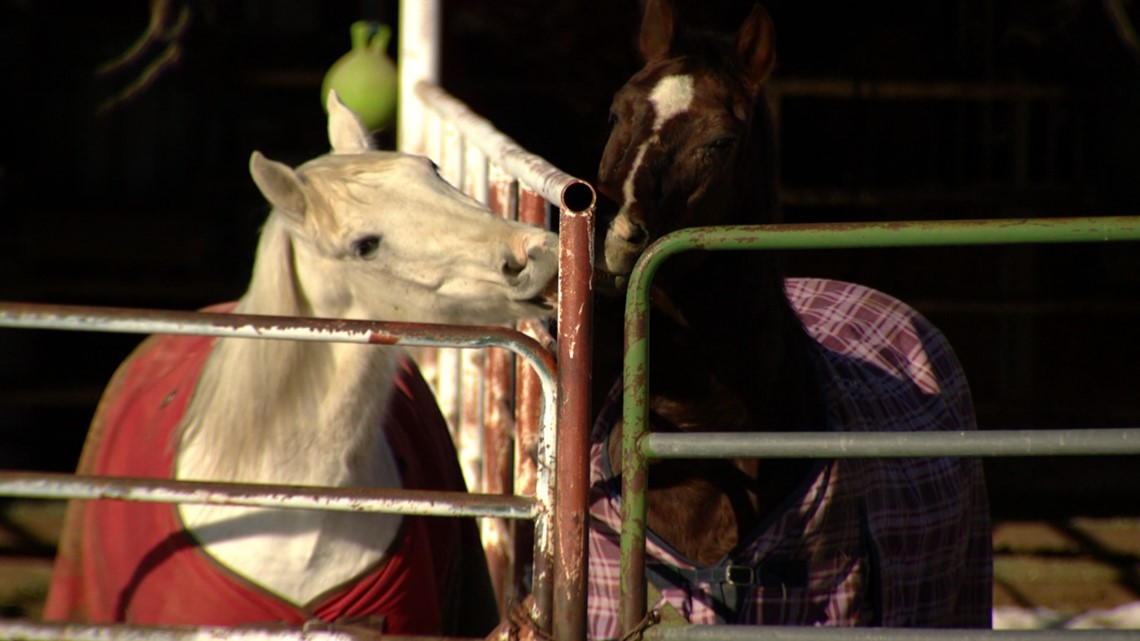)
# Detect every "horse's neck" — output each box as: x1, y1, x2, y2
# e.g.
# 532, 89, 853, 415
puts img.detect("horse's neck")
641, 203, 824, 566
176, 218, 401, 488
650, 240, 820, 432
641, 256, 822, 565
652, 98, 815, 430
173, 217, 406, 605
